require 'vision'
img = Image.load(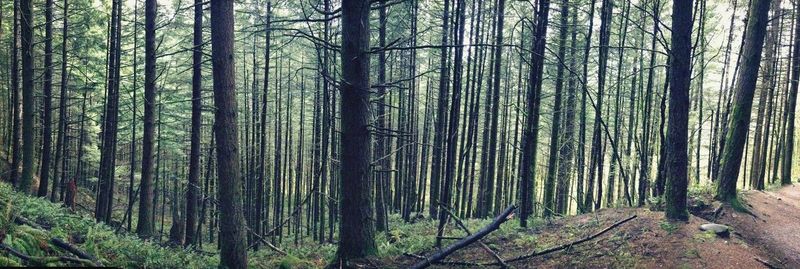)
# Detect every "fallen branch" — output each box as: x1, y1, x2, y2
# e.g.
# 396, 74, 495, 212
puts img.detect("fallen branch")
403, 252, 481, 267
500, 215, 637, 264
245, 227, 288, 255
410, 205, 516, 269
13, 216, 103, 266
13, 215, 47, 230
0, 243, 97, 267
438, 202, 509, 268
754, 257, 779, 269
50, 238, 102, 266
